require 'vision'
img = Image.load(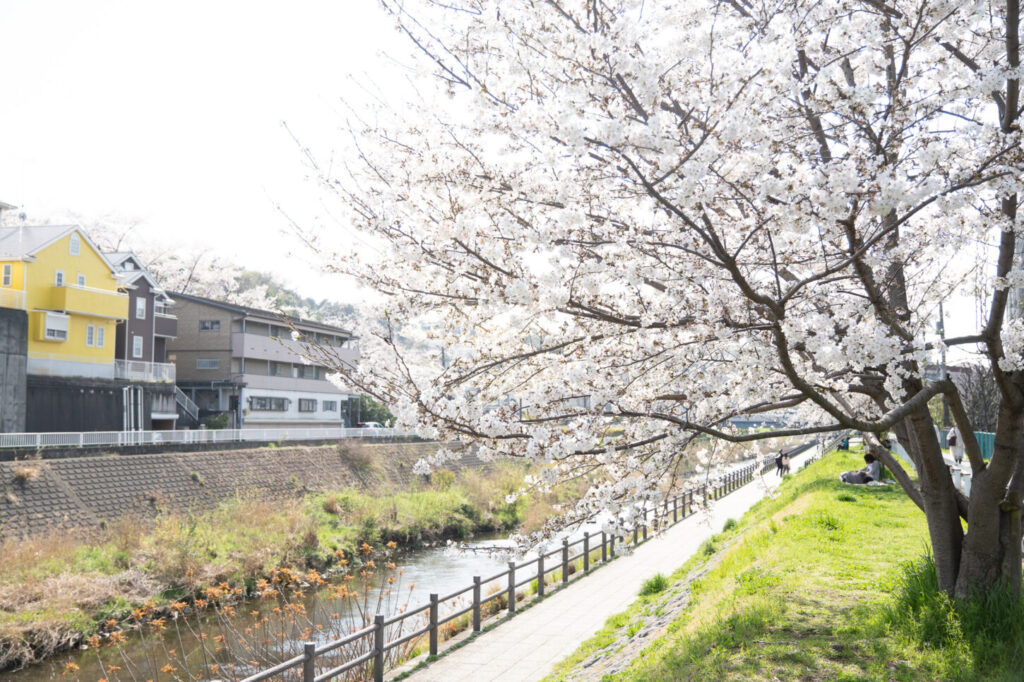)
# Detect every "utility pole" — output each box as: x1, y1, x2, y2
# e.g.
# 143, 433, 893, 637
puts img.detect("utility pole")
938, 300, 950, 428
